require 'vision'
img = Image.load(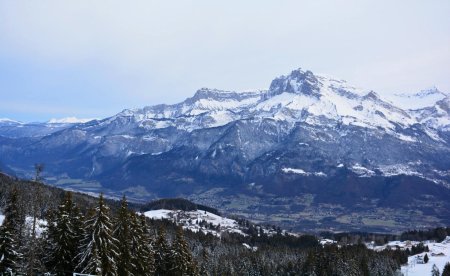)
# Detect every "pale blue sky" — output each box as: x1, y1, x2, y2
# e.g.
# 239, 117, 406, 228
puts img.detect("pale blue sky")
1, 0, 449, 122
